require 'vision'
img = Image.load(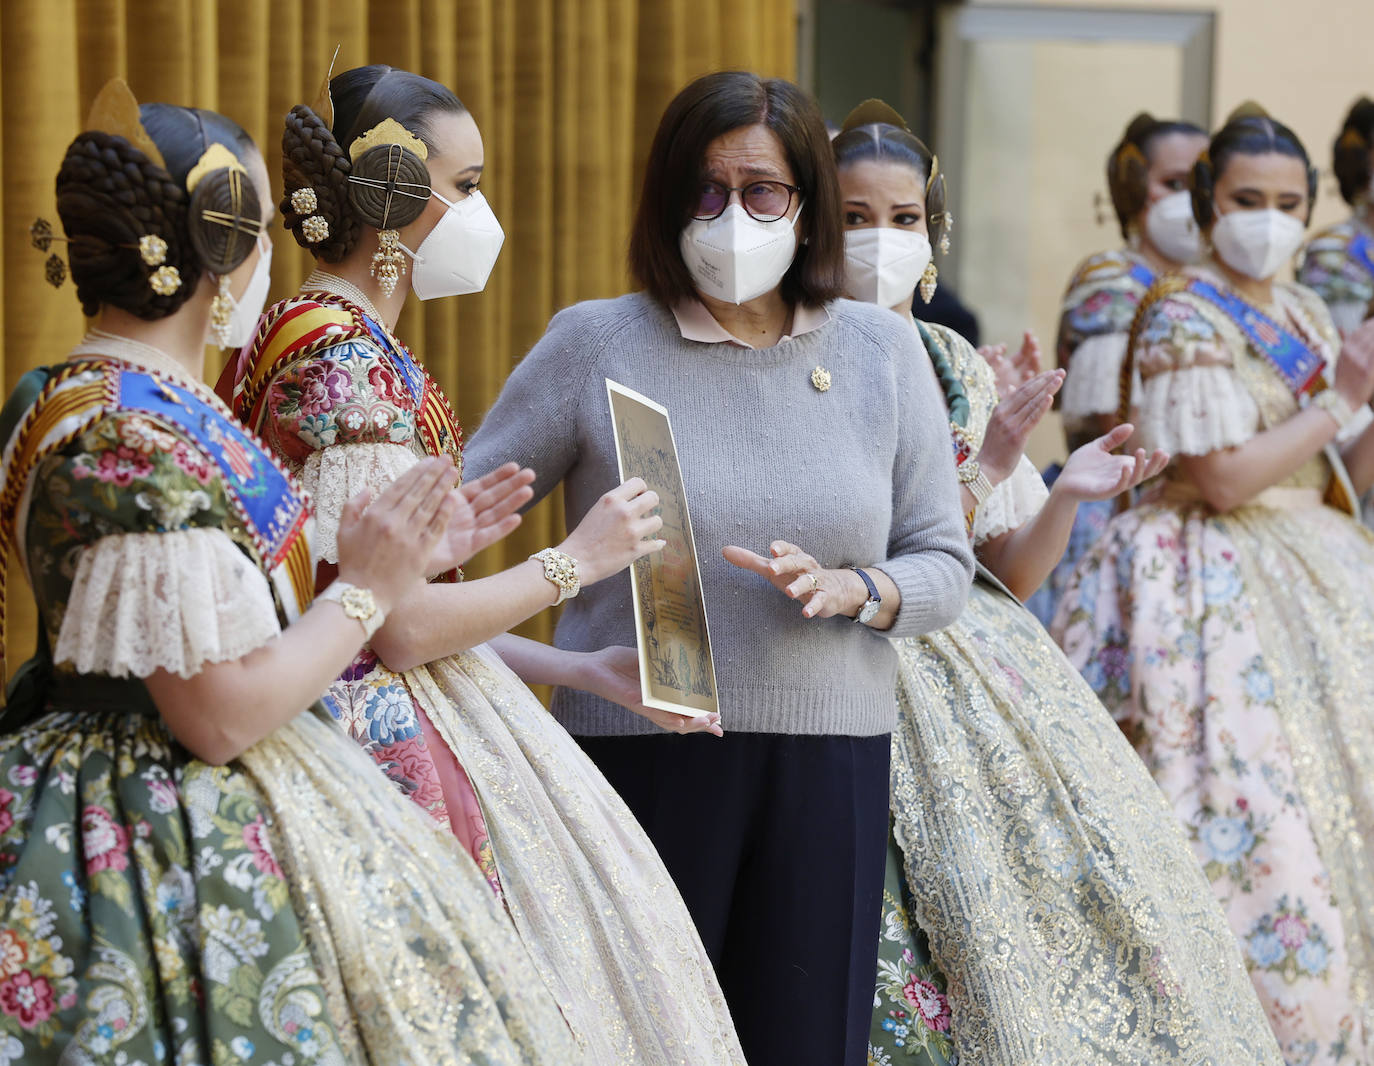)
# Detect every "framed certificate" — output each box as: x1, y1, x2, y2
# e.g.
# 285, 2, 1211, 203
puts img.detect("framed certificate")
605, 379, 719, 718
